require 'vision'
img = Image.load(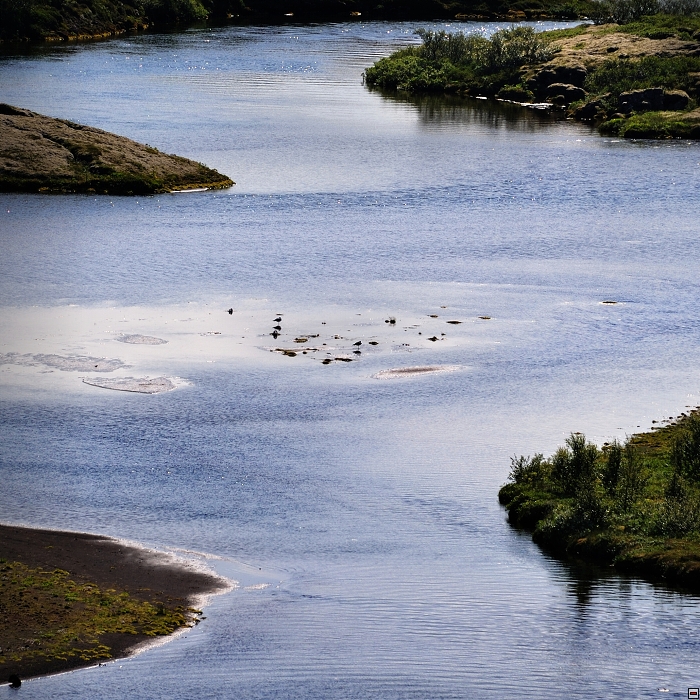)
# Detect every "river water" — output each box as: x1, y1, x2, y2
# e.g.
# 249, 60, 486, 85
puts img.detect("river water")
2, 21, 700, 699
